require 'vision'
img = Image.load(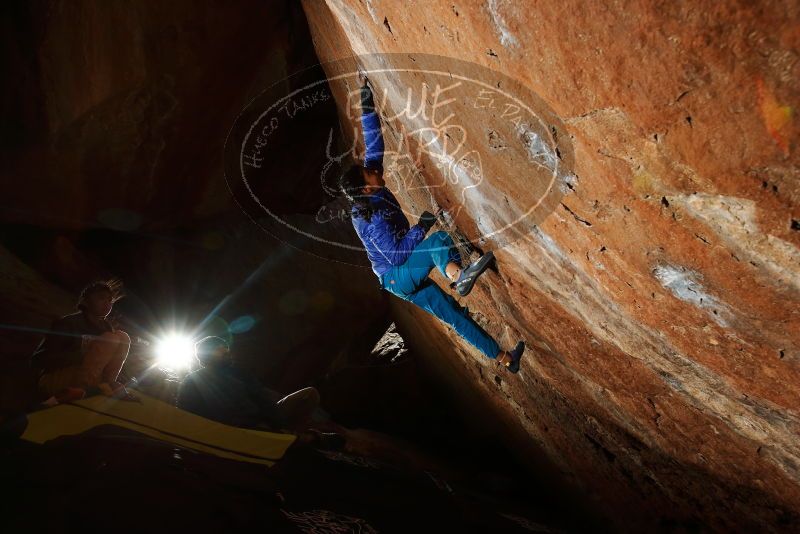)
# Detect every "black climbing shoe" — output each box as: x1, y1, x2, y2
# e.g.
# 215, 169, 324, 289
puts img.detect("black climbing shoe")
505, 341, 525, 374
452, 251, 494, 297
